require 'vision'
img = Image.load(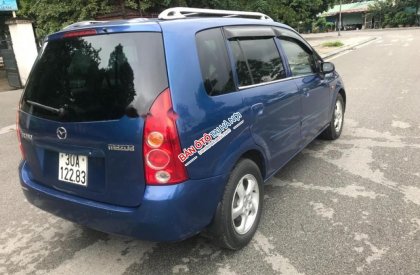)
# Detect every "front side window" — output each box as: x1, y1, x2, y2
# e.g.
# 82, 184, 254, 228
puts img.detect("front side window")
280, 39, 317, 76
196, 28, 235, 96
229, 37, 286, 86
